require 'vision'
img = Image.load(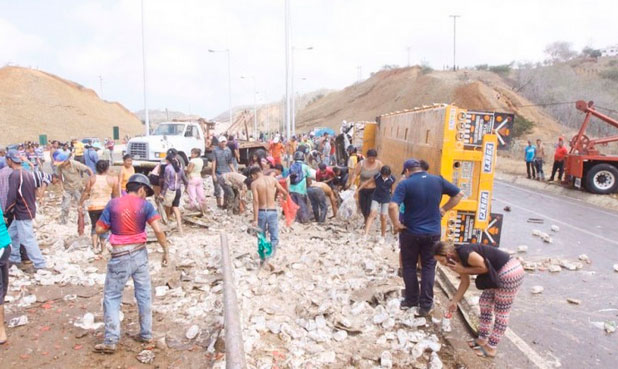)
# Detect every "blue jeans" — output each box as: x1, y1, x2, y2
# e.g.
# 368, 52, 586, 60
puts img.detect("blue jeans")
258, 210, 279, 258
290, 192, 310, 223
8, 220, 46, 269
399, 232, 440, 309
103, 246, 152, 344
